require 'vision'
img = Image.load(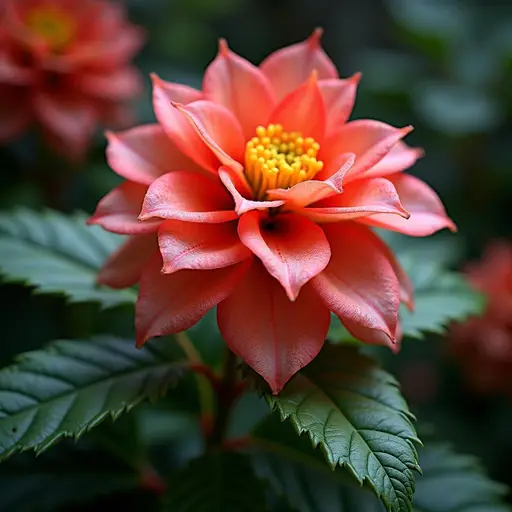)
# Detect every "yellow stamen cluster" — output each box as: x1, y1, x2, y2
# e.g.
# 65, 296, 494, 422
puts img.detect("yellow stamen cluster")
26, 7, 76, 51
244, 124, 324, 200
